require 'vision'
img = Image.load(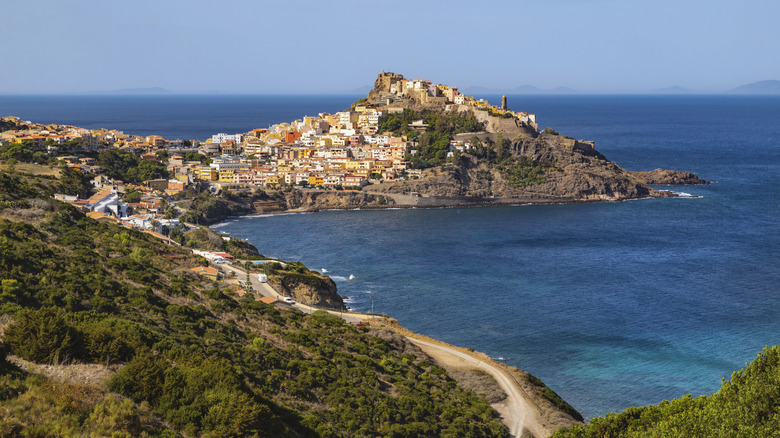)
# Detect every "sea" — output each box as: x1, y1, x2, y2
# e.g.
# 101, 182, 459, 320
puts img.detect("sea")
2, 93, 779, 420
